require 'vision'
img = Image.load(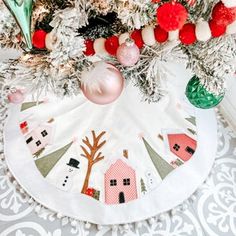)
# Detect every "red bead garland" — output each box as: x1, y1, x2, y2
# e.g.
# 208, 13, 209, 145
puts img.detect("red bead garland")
156, 2, 188, 32
84, 39, 95, 56
179, 23, 196, 45
131, 30, 144, 49
154, 25, 168, 43
209, 20, 227, 37
105, 35, 119, 55
32, 30, 47, 49
212, 1, 236, 26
